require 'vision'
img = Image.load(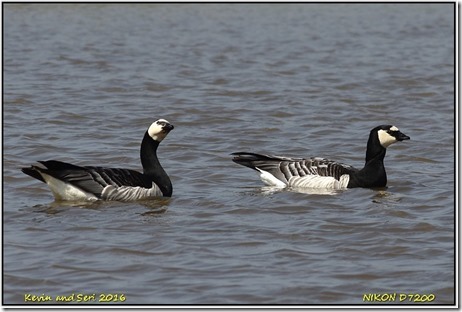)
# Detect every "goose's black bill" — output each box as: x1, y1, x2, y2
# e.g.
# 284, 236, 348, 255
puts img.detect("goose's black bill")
396, 131, 410, 141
